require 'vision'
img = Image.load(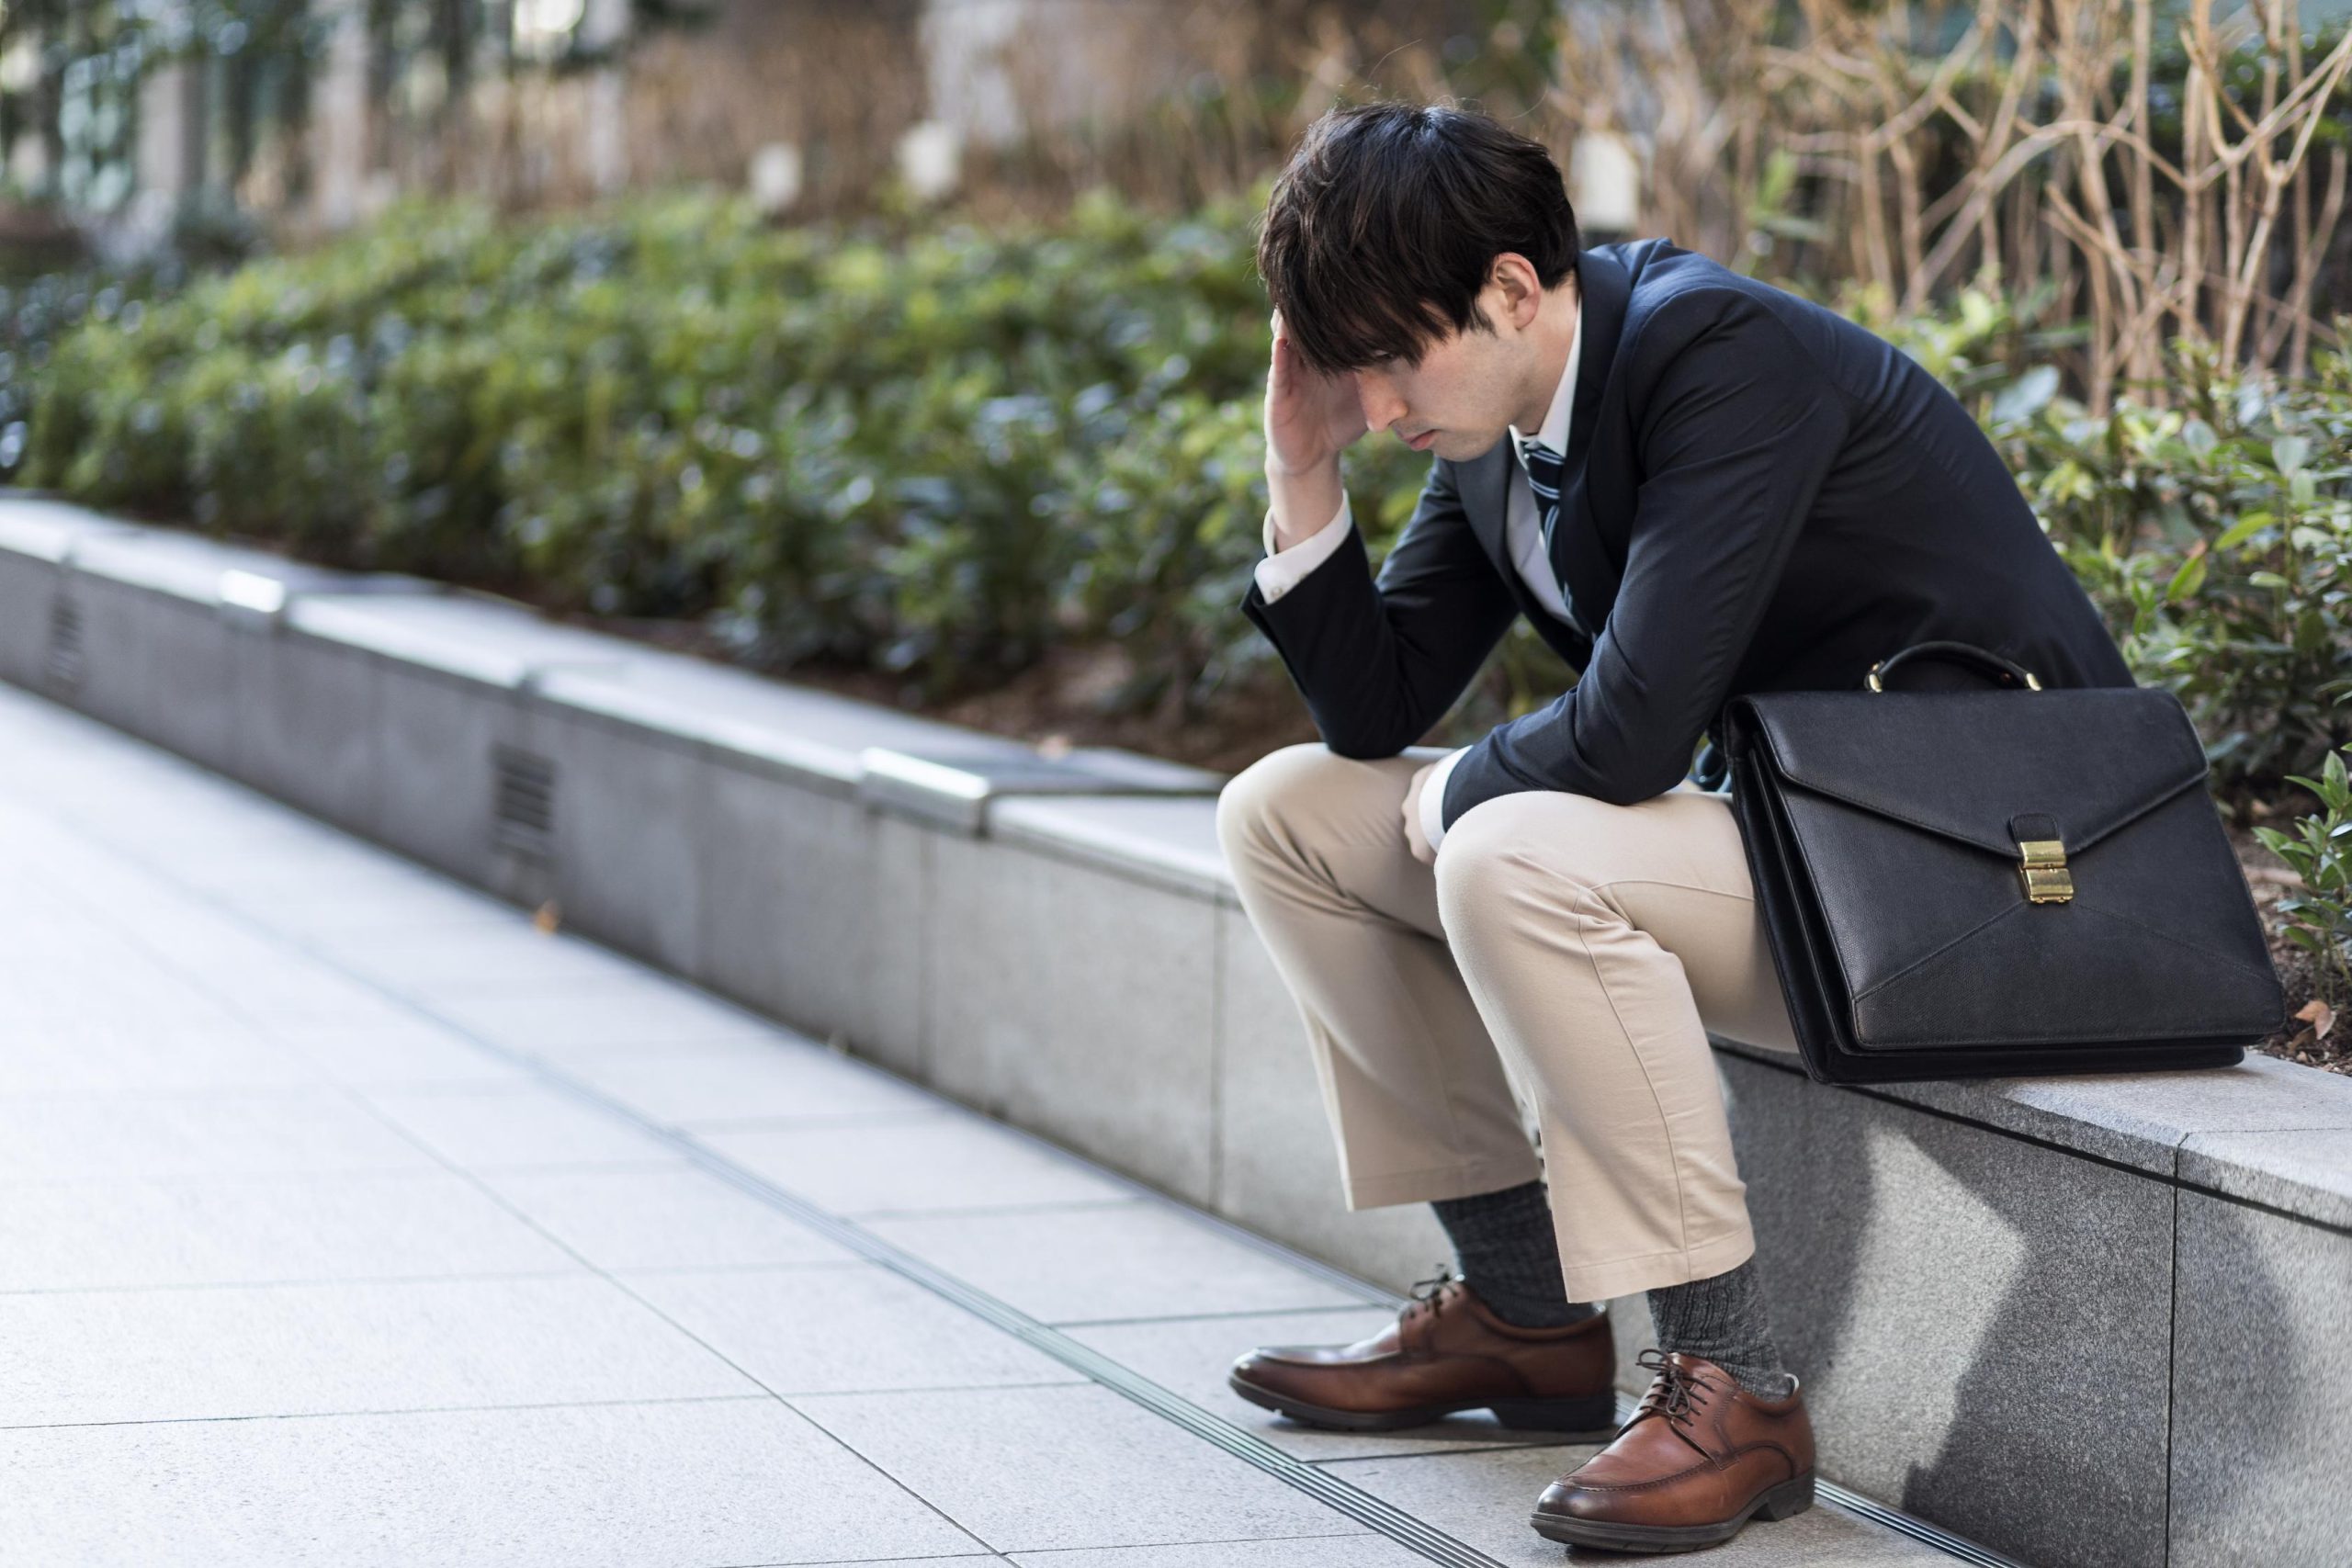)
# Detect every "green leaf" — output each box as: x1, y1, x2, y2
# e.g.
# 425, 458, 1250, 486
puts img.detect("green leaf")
2165, 551, 2209, 603
1990, 366, 2060, 426
2213, 510, 2274, 550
